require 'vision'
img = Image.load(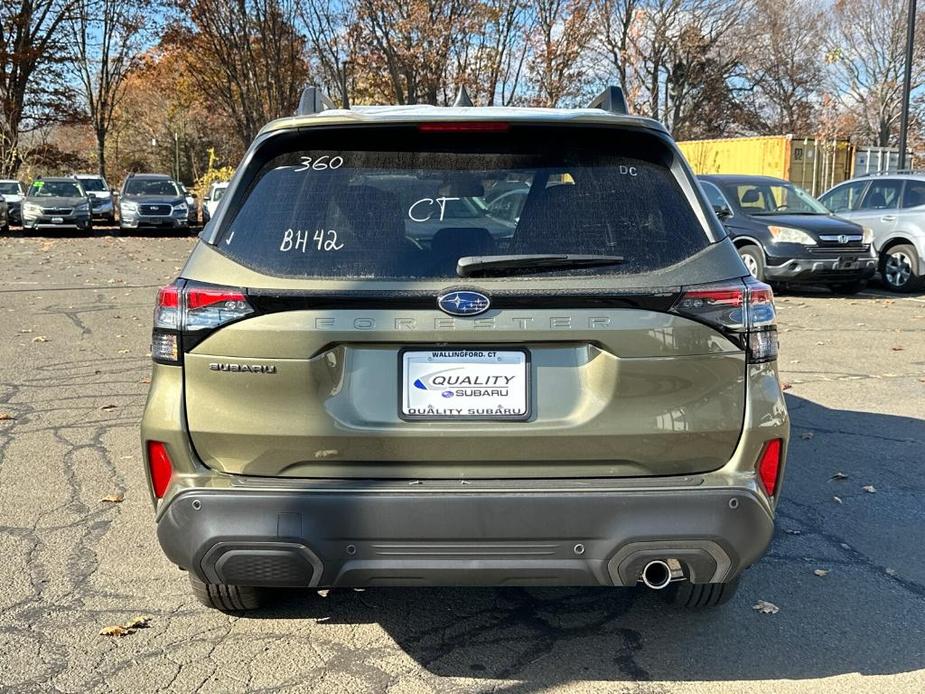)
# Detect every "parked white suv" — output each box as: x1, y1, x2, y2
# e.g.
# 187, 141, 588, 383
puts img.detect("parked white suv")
202, 181, 228, 223
820, 174, 925, 292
